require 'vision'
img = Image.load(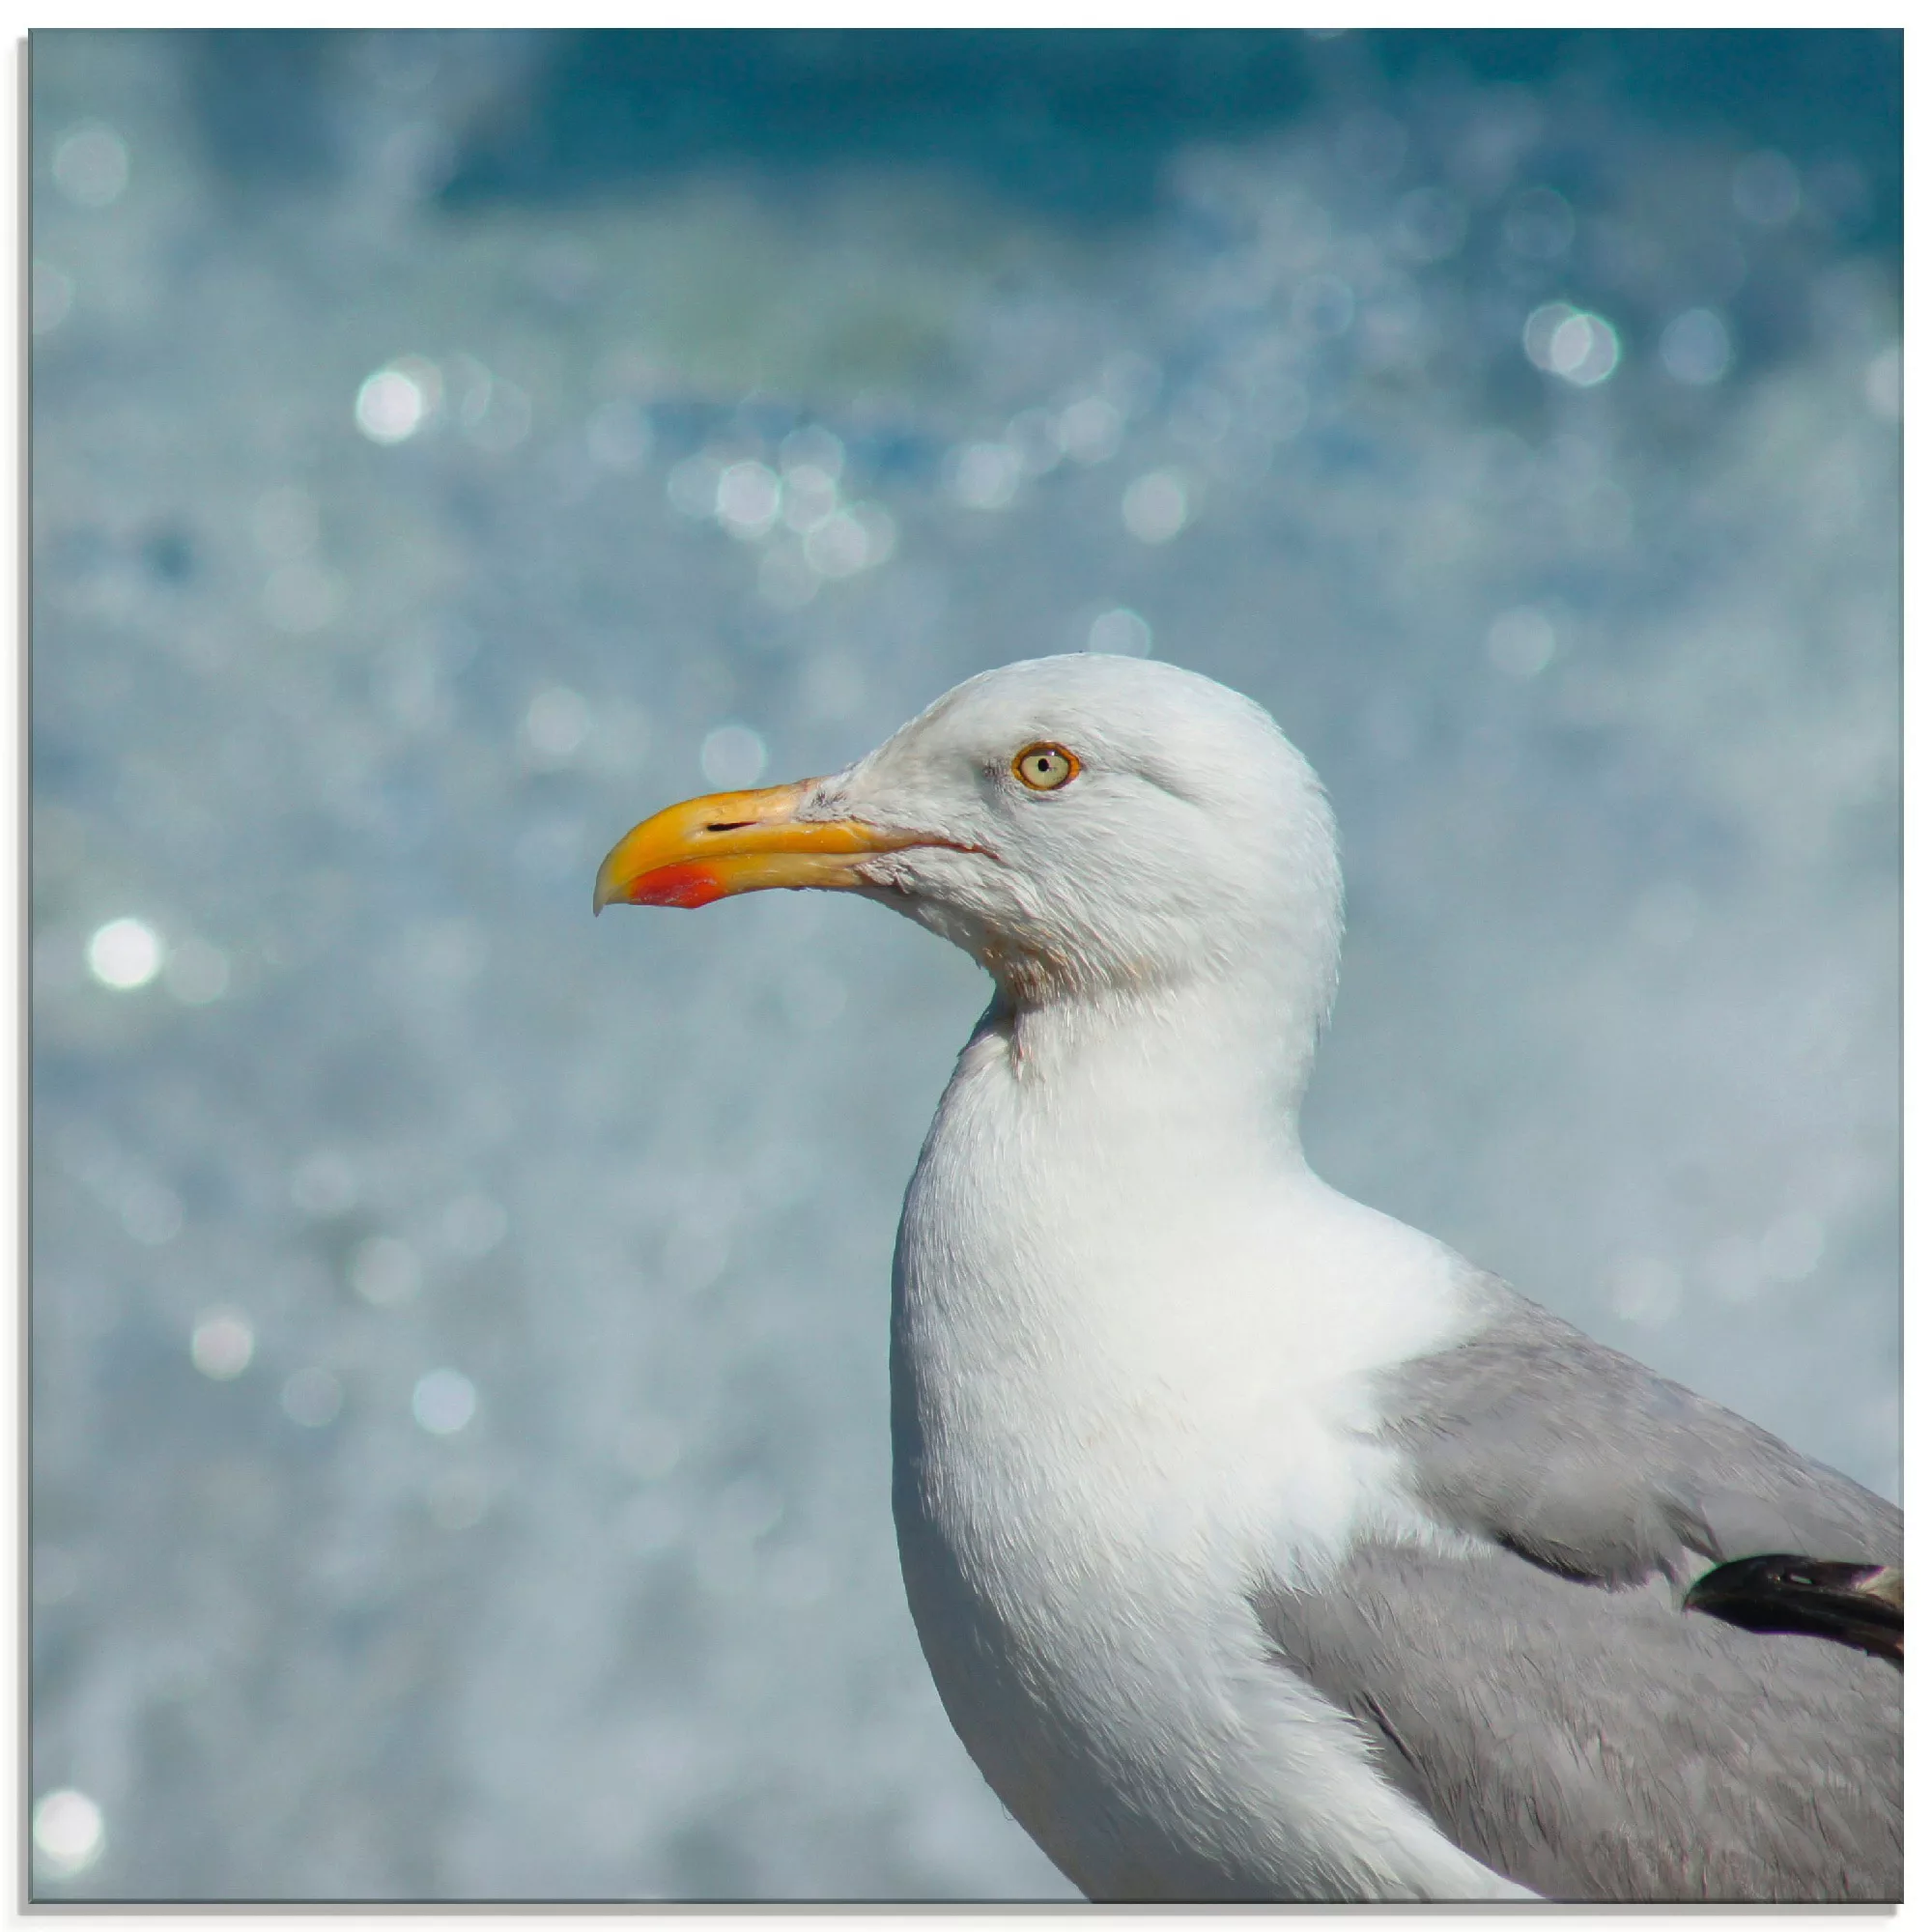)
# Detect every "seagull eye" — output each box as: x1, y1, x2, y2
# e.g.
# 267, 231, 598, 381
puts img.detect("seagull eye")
1012, 743, 1080, 791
